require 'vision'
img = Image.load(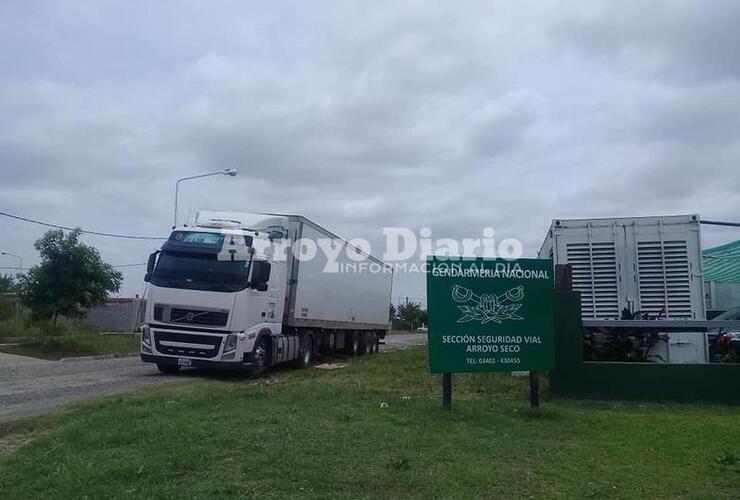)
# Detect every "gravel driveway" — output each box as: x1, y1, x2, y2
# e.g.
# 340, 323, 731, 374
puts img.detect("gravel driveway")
0, 333, 428, 422
0, 355, 180, 422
